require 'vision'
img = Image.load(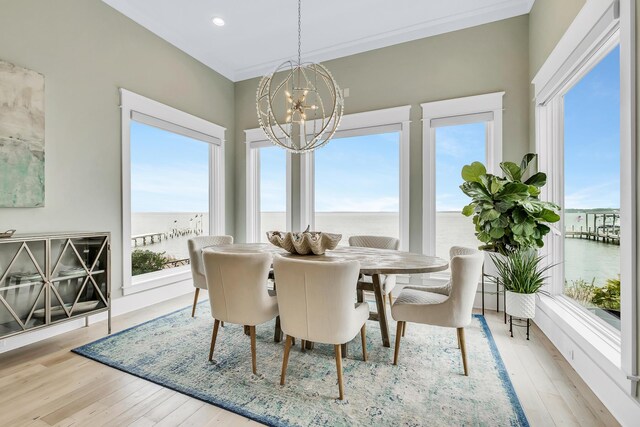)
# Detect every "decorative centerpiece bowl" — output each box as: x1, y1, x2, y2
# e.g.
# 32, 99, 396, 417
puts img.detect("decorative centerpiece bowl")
266, 228, 341, 255
0, 229, 16, 239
